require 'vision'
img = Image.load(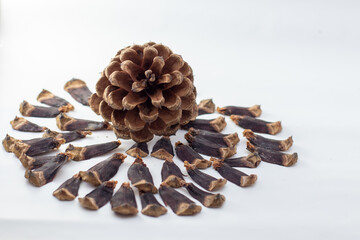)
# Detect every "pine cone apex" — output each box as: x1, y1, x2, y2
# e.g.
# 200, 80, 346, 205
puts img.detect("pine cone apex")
90, 42, 197, 142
